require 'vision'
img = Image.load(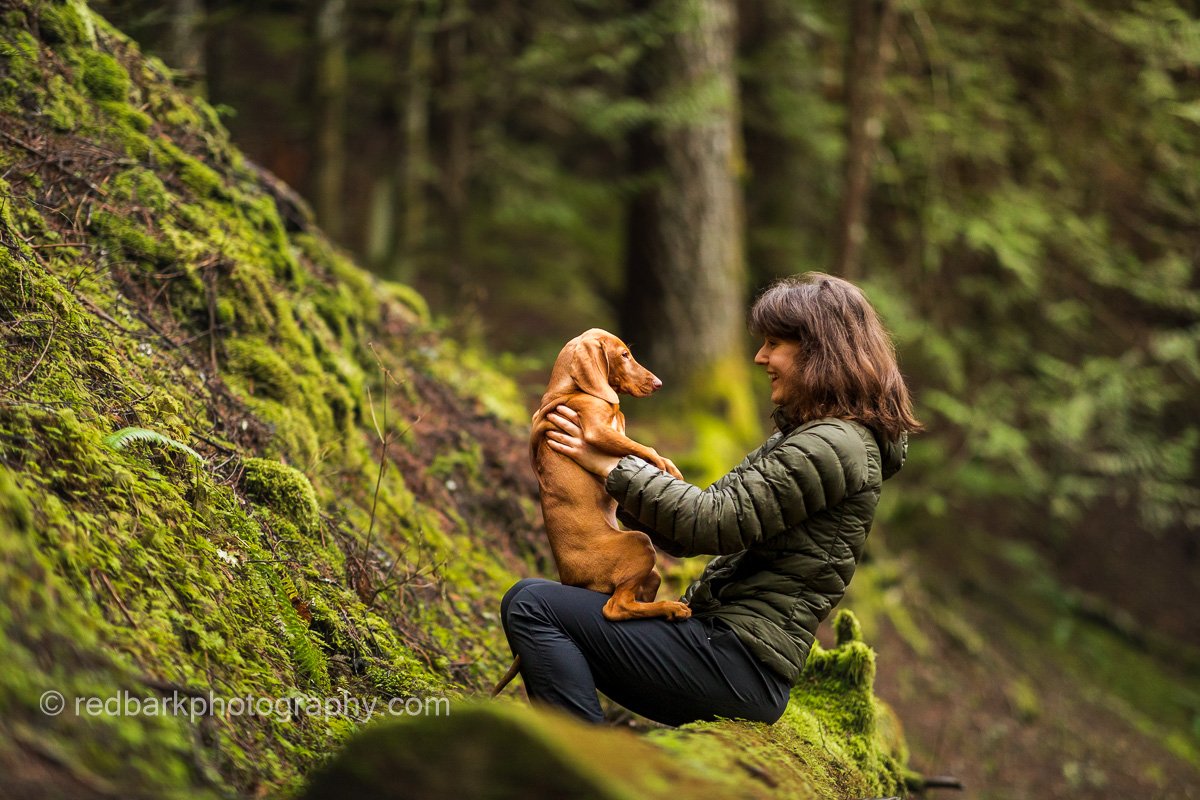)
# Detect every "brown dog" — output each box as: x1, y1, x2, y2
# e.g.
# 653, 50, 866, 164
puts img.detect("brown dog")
492, 329, 690, 696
